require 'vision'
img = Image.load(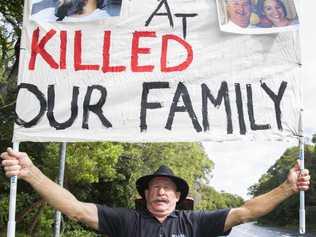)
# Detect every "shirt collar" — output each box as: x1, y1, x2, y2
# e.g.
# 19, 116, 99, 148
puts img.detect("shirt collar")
169, 210, 178, 218
142, 209, 179, 219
